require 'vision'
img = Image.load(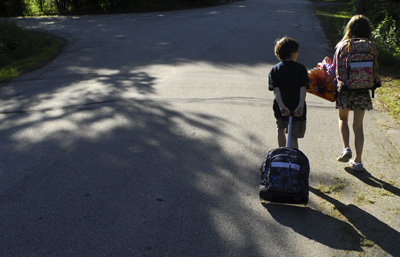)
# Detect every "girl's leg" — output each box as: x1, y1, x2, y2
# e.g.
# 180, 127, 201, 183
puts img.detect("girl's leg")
353, 109, 365, 163
277, 127, 286, 148
338, 109, 350, 149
